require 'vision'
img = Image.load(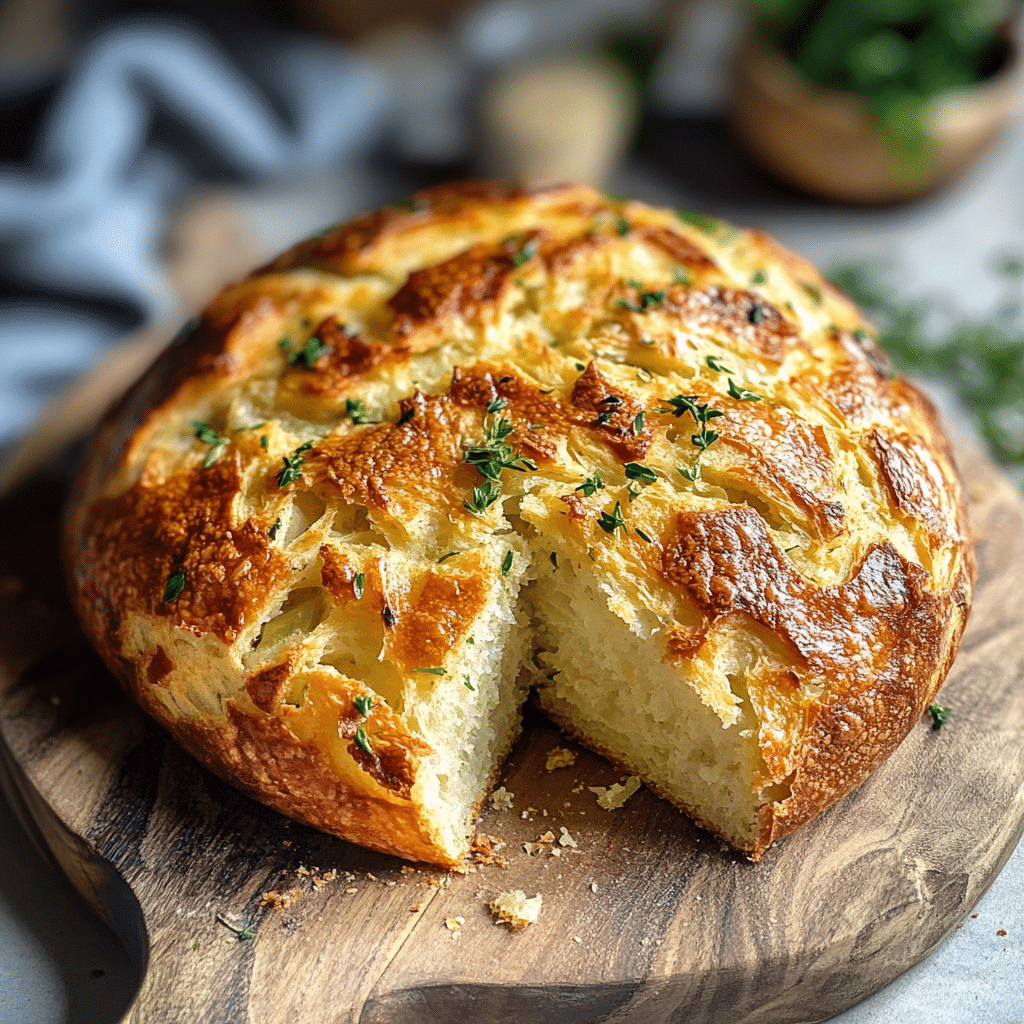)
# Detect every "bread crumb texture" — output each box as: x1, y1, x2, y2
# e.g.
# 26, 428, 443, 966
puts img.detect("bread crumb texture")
490, 889, 543, 930
67, 181, 973, 866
